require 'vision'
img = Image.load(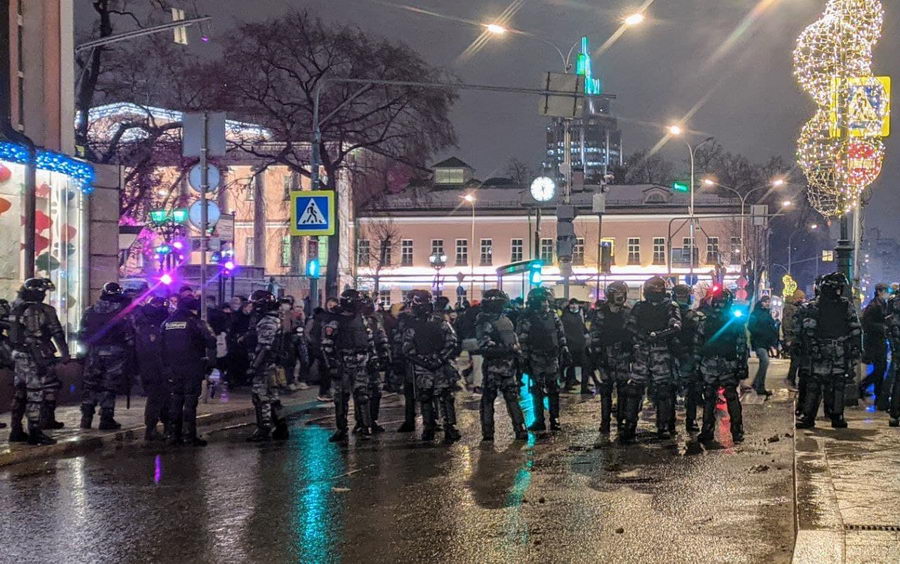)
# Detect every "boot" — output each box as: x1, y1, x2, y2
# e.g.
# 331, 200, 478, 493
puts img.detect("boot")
272, 419, 290, 440
98, 409, 121, 431
334, 394, 349, 436
548, 393, 561, 431
328, 429, 348, 442
724, 387, 744, 443
144, 427, 165, 441
441, 395, 461, 443
8, 427, 29, 443
829, 380, 847, 428
186, 436, 208, 447
397, 421, 416, 433
619, 384, 643, 444
505, 392, 528, 440
797, 381, 822, 429
656, 386, 675, 439
370, 392, 384, 432
41, 401, 65, 430
889, 418, 899, 427
528, 389, 546, 431
421, 400, 436, 441
697, 388, 717, 442
27, 425, 56, 446
80, 406, 93, 429
398, 382, 416, 432
599, 387, 612, 434
480, 391, 495, 441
